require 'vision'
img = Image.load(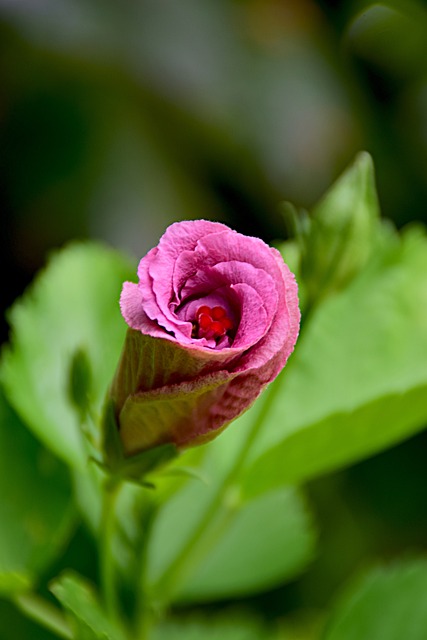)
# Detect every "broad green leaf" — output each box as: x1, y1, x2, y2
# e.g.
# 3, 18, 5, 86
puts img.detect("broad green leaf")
0, 389, 74, 595
150, 613, 267, 640
1, 243, 133, 468
143, 407, 316, 606
175, 486, 315, 603
323, 558, 427, 640
242, 226, 427, 496
50, 572, 127, 640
